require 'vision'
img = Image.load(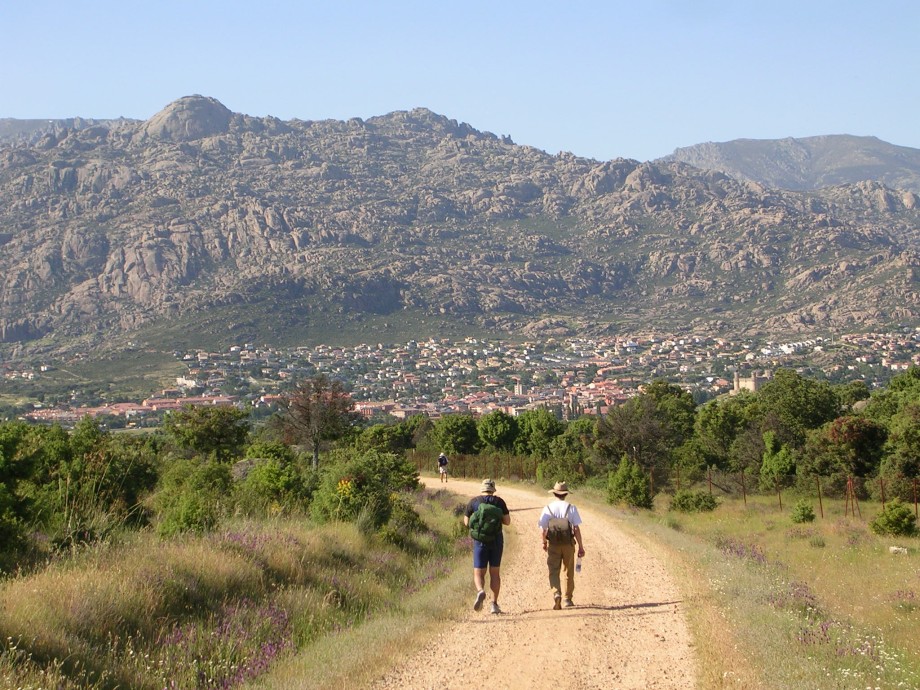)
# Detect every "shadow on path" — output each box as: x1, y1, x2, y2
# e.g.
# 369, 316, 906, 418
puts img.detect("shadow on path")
495, 600, 685, 618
